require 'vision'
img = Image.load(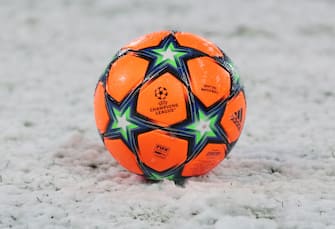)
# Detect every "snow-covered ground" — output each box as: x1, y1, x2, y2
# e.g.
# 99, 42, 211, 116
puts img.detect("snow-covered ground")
1, 0, 335, 228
